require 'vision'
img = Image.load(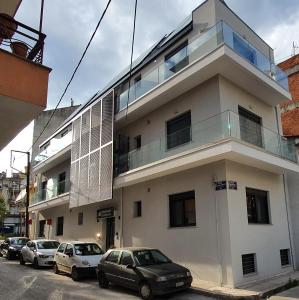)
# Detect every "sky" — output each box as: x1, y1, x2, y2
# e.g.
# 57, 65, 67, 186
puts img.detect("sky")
1, 0, 299, 174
